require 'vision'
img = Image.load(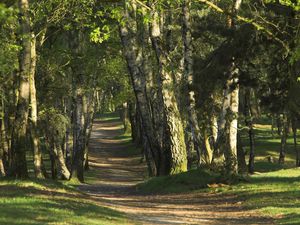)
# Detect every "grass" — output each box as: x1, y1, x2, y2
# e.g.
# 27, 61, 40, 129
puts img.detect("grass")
240, 116, 299, 170
0, 178, 132, 225
137, 169, 220, 194
137, 115, 300, 224
218, 168, 300, 225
